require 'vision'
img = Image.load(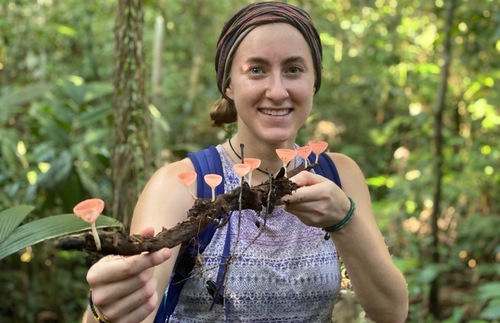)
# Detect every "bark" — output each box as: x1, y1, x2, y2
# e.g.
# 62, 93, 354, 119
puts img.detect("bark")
57, 165, 315, 256
111, 0, 151, 226
429, 0, 457, 317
